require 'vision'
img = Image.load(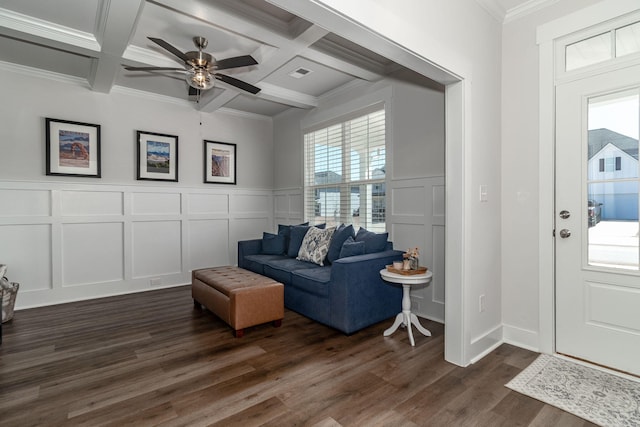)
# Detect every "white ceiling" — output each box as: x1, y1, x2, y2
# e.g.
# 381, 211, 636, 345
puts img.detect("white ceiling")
0, 0, 546, 117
